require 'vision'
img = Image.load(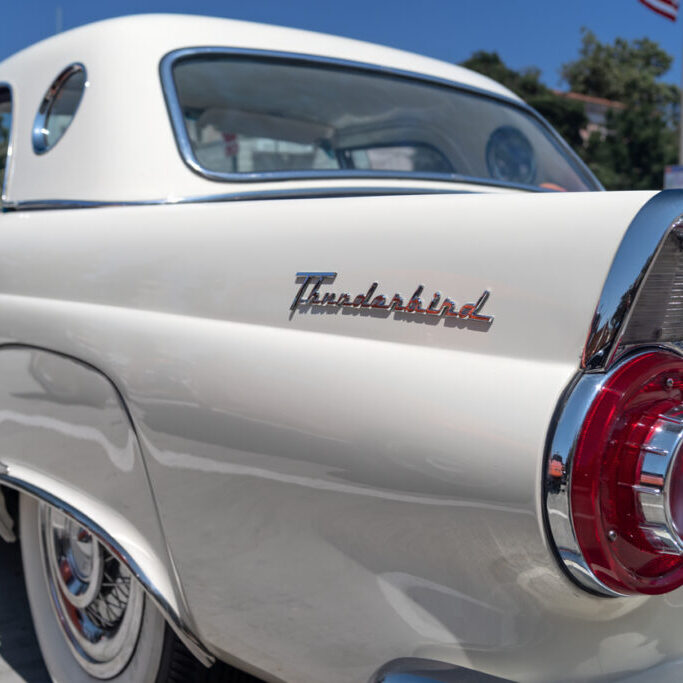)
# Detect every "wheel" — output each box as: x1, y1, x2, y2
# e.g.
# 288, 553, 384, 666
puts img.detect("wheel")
19, 494, 210, 683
